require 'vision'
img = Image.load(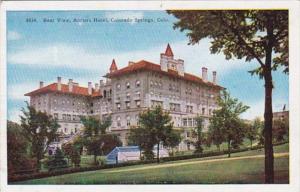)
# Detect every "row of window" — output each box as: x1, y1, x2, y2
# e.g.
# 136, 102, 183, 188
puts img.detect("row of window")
113, 116, 206, 128
116, 115, 139, 127
116, 100, 141, 110
116, 80, 141, 91
53, 113, 82, 121
150, 100, 214, 115
150, 80, 163, 88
